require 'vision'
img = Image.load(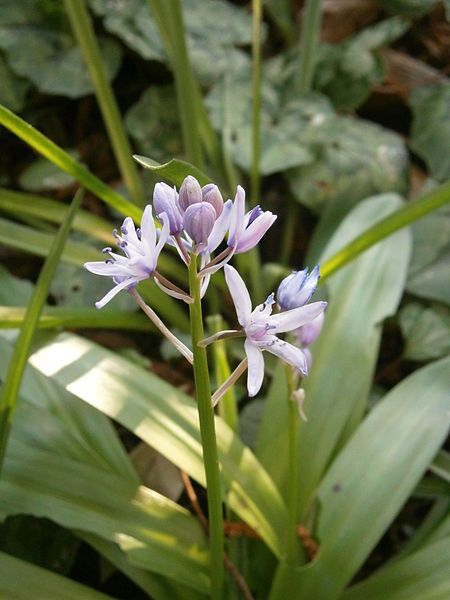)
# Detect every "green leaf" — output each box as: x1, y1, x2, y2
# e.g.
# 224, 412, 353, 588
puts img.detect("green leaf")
316, 17, 409, 110
12, 330, 288, 557
399, 302, 450, 361
0, 551, 114, 600
0, 189, 83, 467
409, 82, 450, 182
125, 86, 183, 162
259, 194, 411, 511
379, 0, 439, 17
89, 0, 253, 85
430, 450, 450, 484
271, 358, 450, 599
0, 53, 30, 112
19, 154, 78, 192
287, 115, 409, 213
310, 358, 450, 598
406, 203, 450, 304
134, 155, 212, 187
343, 536, 450, 599
0, 0, 122, 98
0, 104, 140, 219
0, 306, 153, 331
